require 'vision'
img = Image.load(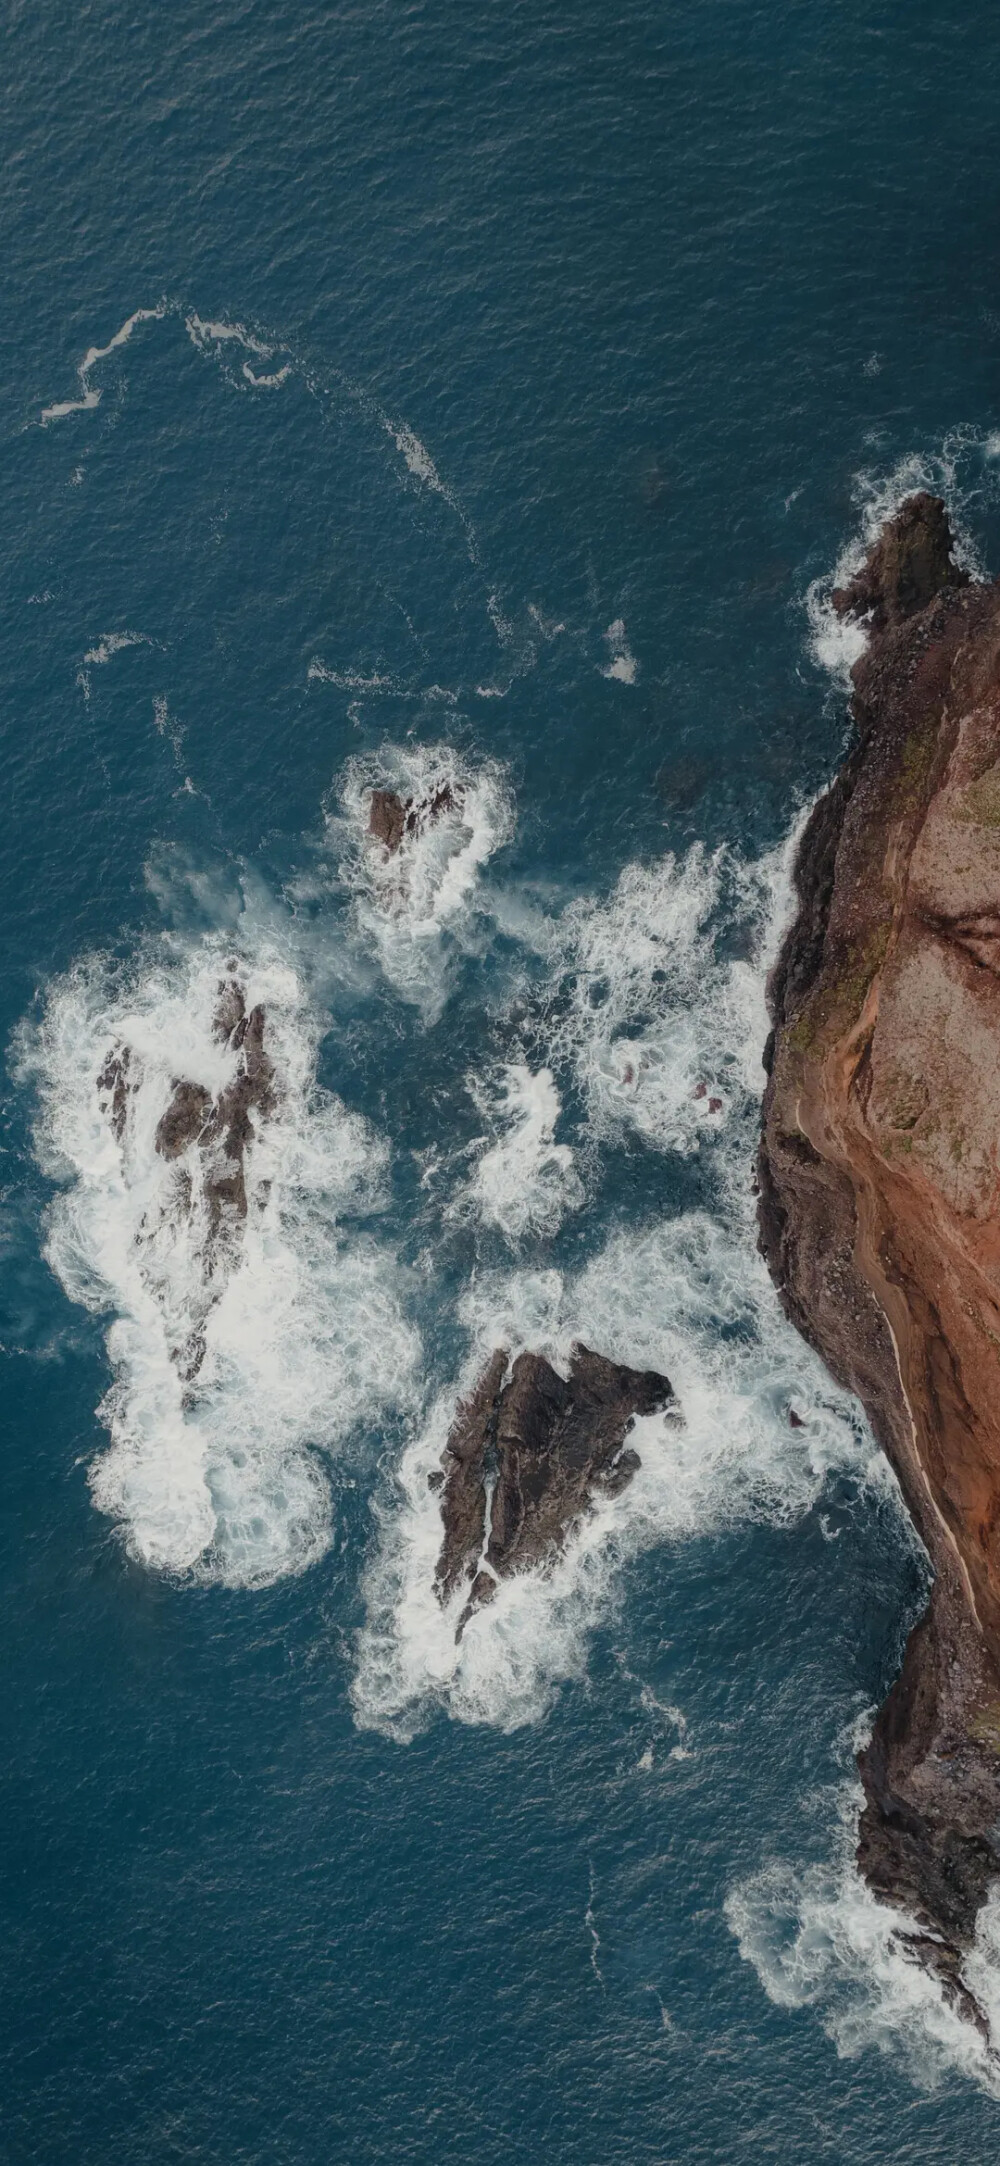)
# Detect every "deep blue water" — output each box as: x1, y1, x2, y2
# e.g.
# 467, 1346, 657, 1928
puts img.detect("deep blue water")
4, 2, 1000, 2159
